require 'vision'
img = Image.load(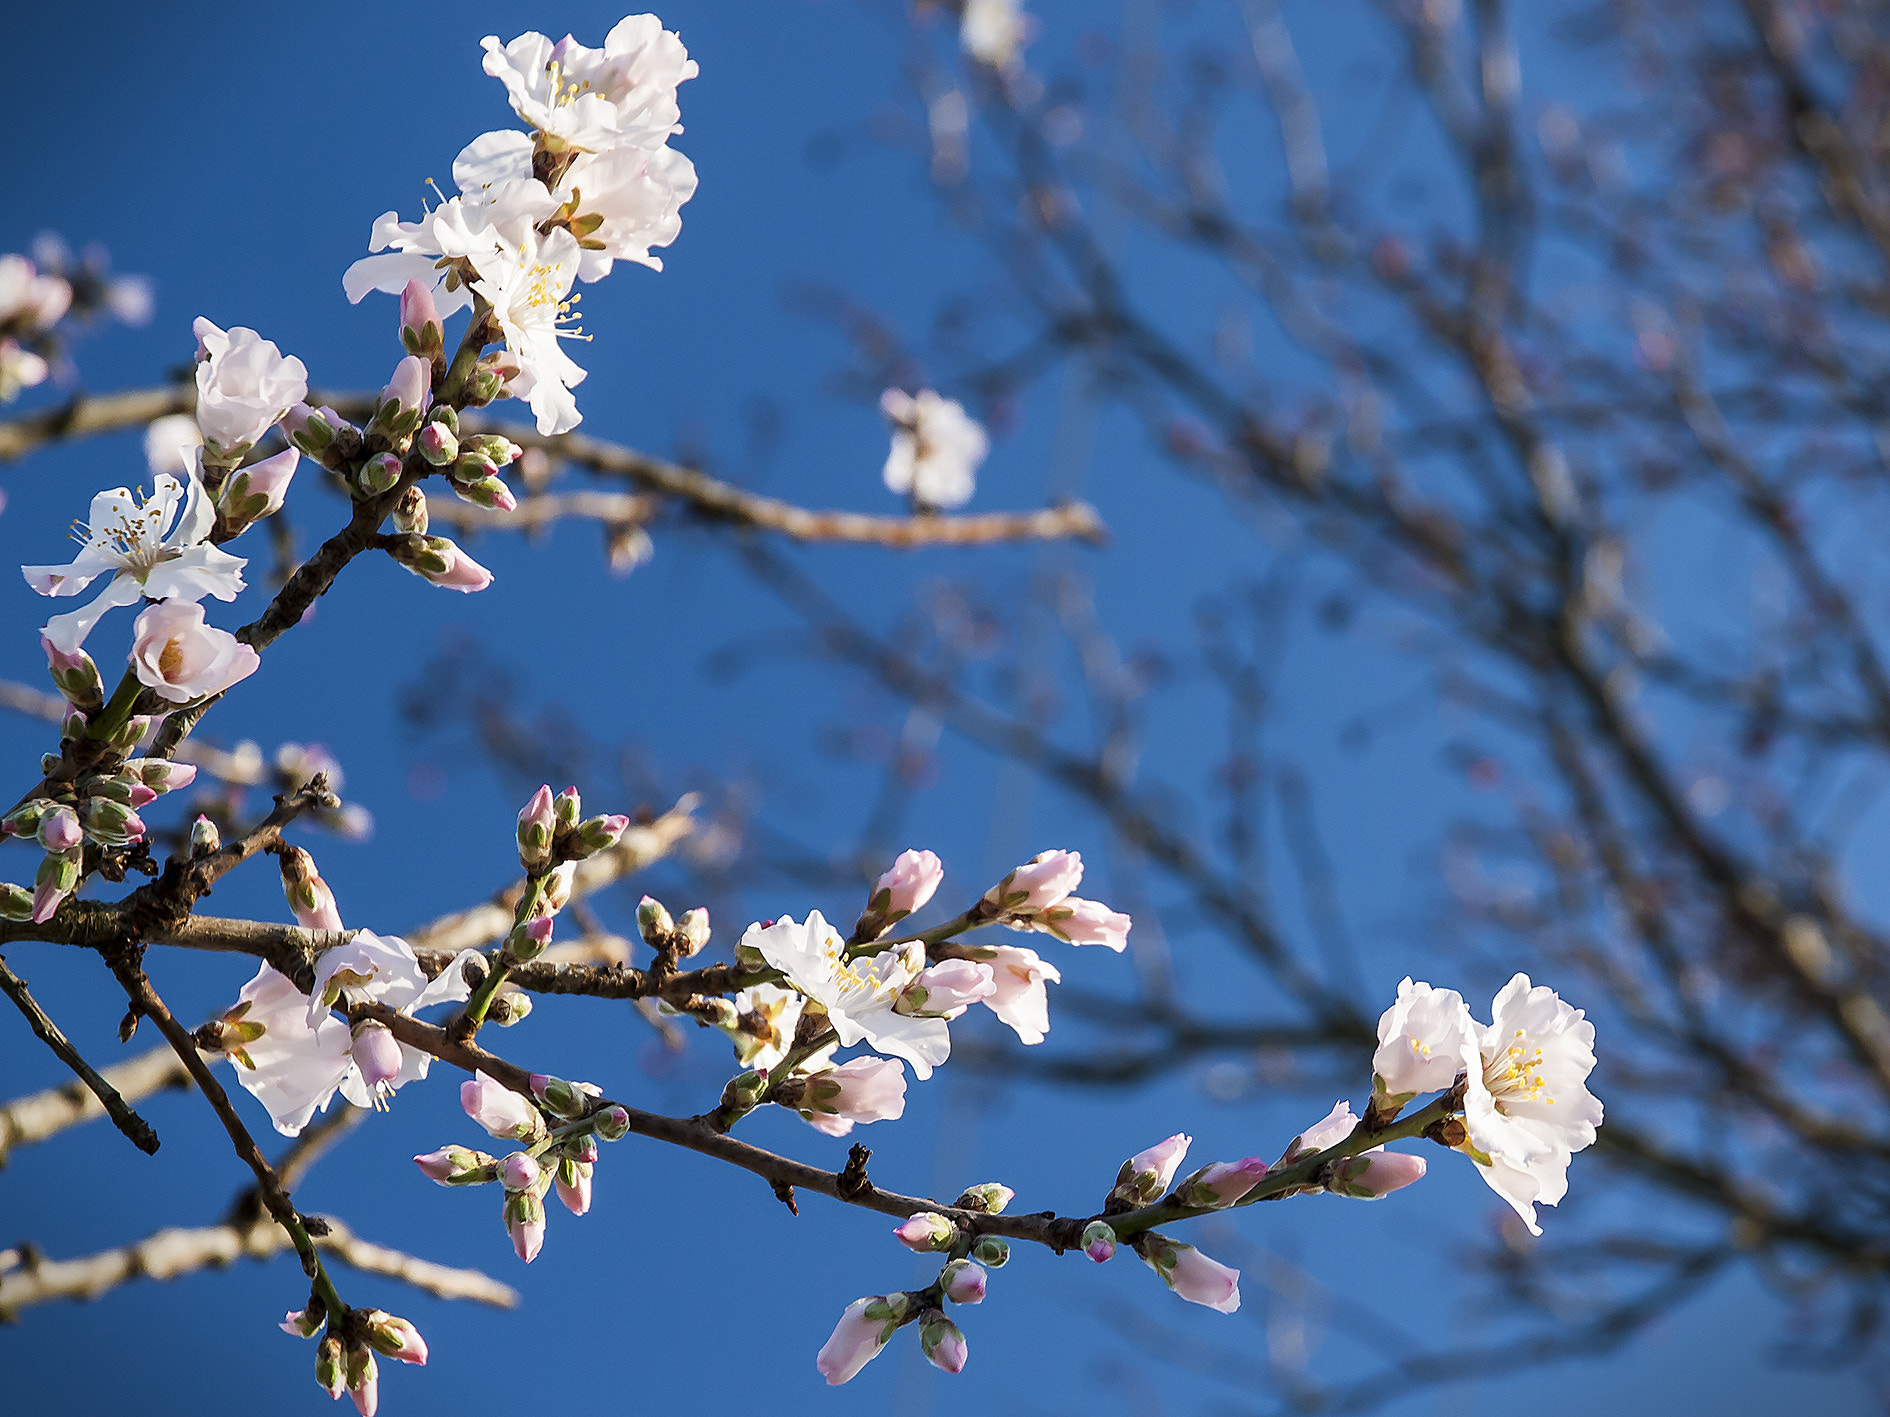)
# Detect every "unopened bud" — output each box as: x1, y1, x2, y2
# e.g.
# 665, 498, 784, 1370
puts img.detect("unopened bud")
552, 785, 581, 829
543, 861, 576, 914
892, 1211, 957, 1253
315, 1336, 345, 1400
464, 351, 517, 407
361, 1309, 428, 1366
355, 451, 403, 497
970, 1235, 1010, 1267
529, 1072, 590, 1119
0, 884, 34, 921
637, 895, 675, 946
918, 1310, 967, 1375
413, 1145, 497, 1186
500, 1152, 541, 1192
1326, 1149, 1427, 1199
42, 636, 103, 710
504, 1187, 546, 1263
594, 1105, 631, 1141
939, 1258, 987, 1304
676, 907, 710, 957
1081, 1219, 1117, 1263
125, 758, 197, 794
1, 801, 46, 838
392, 486, 428, 535
217, 447, 299, 530
280, 1297, 326, 1338
416, 421, 458, 466
190, 815, 221, 857
36, 804, 81, 852
517, 784, 555, 869
398, 277, 443, 359
573, 813, 628, 857
506, 914, 554, 962
80, 796, 144, 844
491, 990, 532, 1025
450, 474, 516, 512
952, 1182, 1014, 1214
282, 402, 336, 457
